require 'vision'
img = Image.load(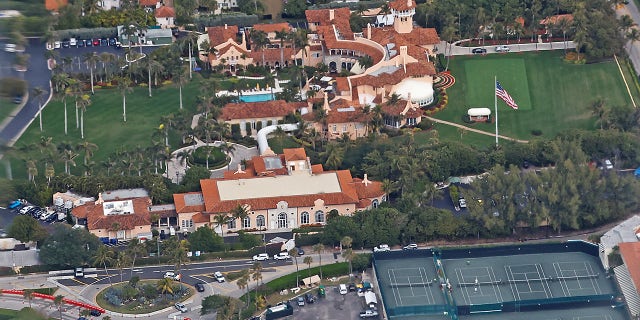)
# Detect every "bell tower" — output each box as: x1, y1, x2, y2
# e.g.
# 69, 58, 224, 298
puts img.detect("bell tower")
391, 0, 416, 34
